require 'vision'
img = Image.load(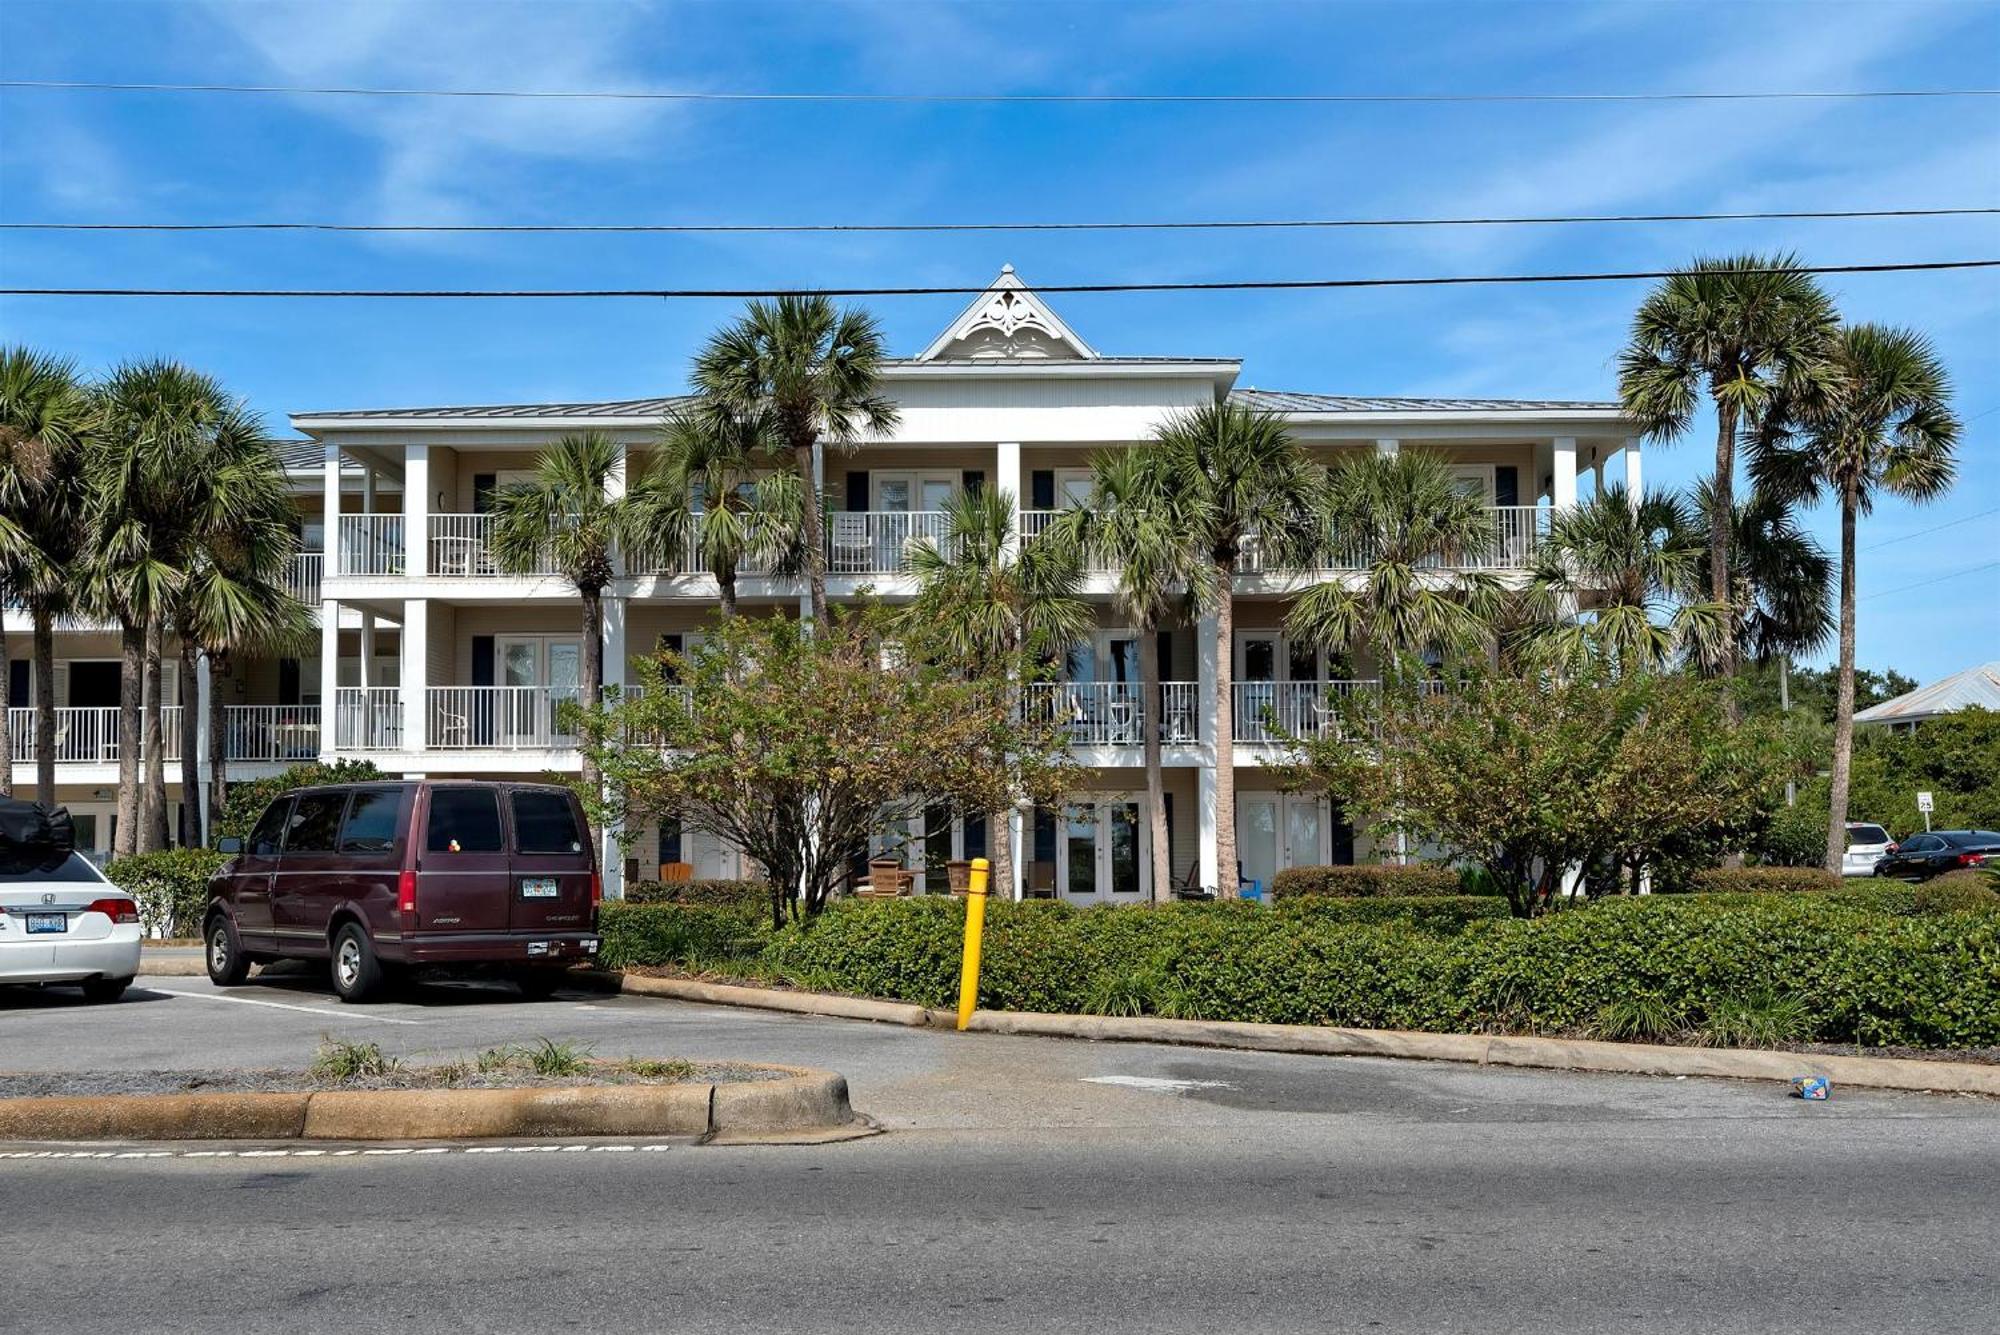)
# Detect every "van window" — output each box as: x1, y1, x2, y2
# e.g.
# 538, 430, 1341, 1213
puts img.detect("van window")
285, 792, 348, 853
249, 799, 292, 856
339, 788, 402, 853
512, 791, 584, 854
427, 788, 504, 854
